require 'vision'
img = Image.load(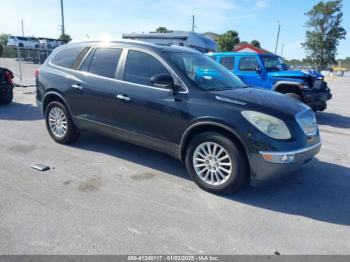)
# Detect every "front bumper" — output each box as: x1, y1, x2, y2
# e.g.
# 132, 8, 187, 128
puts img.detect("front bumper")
303, 89, 332, 111
249, 142, 321, 187
36, 99, 44, 115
